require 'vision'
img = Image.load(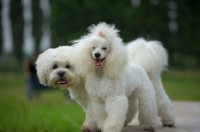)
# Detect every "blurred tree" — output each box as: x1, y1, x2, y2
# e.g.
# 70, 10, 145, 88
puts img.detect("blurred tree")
10, 0, 24, 62
50, 0, 137, 47
1, 0, 199, 71
176, 0, 200, 67
32, 0, 42, 53
50, 0, 172, 48
50, 0, 200, 69
0, 2, 2, 54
